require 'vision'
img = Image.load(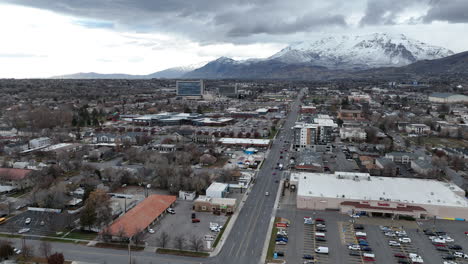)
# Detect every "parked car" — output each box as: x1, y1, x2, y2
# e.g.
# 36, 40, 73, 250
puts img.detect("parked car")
359, 240, 369, 246
361, 246, 372, 252
265, 192, 269, 196
449, 244, 463, 250
315, 247, 329, 254
442, 255, 456, 260
399, 237, 412, 243
385, 232, 396, 237
274, 251, 285, 257
349, 251, 361, 256
397, 260, 410, 264
192, 218, 200, 223
394, 253, 407, 258
453, 252, 468, 259
303, 254, 314, 259
389, 240, 401, 246
25, 218, 31, 224
148, 229, 155, 234
315, 236, 326, 242
13, 248, 21, 254
316, 227, 327, 232
276, 241, 287, 245
276, 237, 288, 242
348, 244, 360, 251
354, 224, 364, 230
18, 228, 30, 234
437, 247, 449, 252
315, 218, 325, 222
167, 208, 175, 214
